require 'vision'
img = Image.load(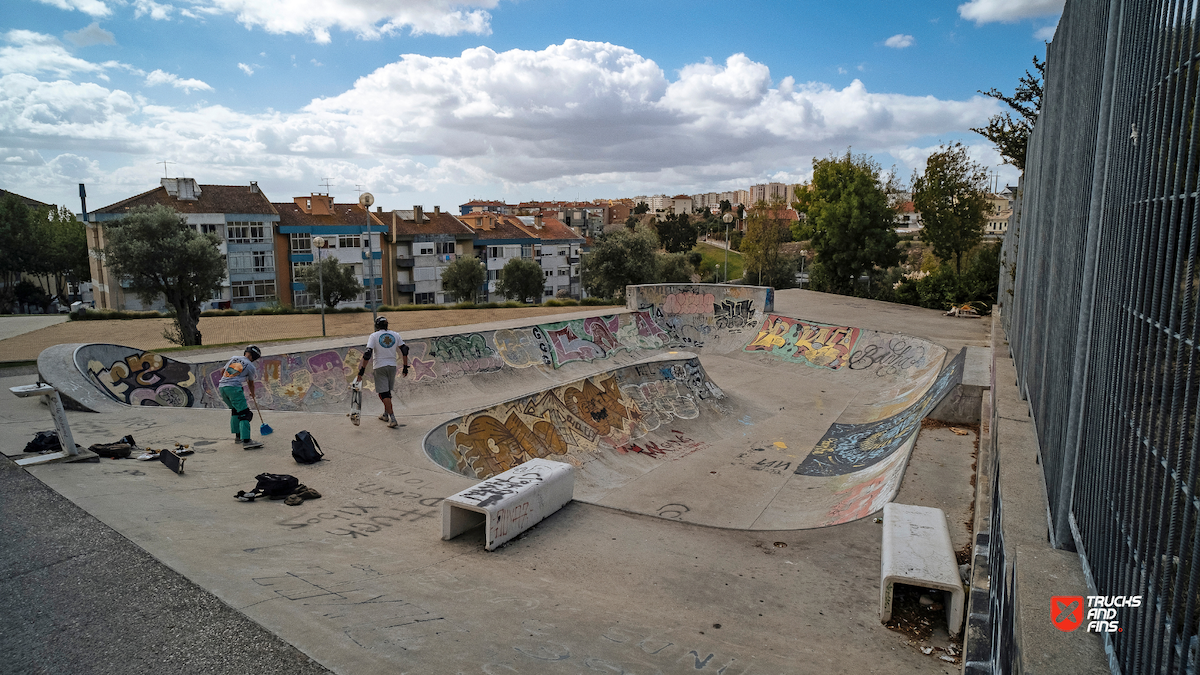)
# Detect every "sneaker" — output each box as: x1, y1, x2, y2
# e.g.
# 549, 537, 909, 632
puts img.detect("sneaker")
243, 440, 264, 450
387, 416, 399, 428
233, 437, 244, 444
378, 413, 390, 422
